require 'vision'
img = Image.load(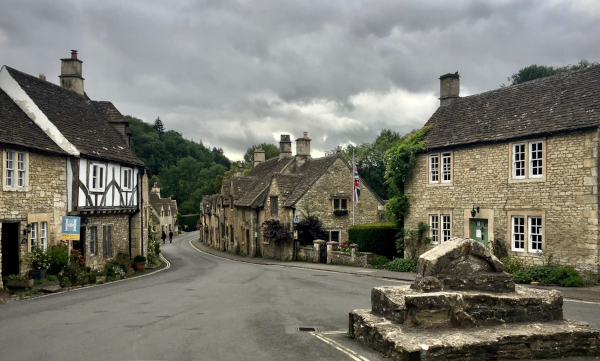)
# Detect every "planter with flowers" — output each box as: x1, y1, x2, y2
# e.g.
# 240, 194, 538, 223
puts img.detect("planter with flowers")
133, 255, 146, 271
22, 248, 51, 280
